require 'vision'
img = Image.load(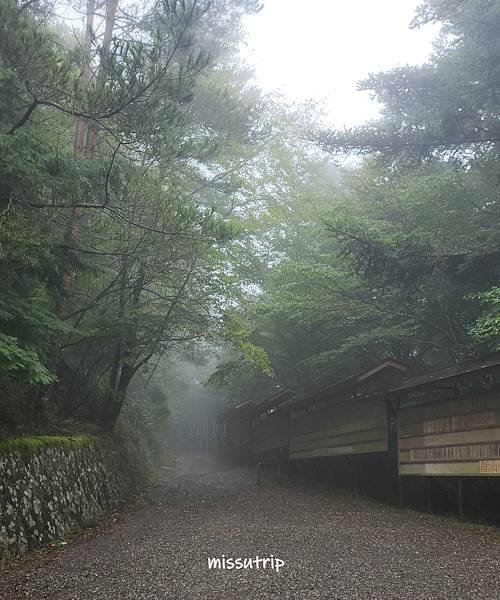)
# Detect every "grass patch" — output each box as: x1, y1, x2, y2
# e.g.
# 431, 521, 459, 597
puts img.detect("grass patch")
0, 434, 97, 455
